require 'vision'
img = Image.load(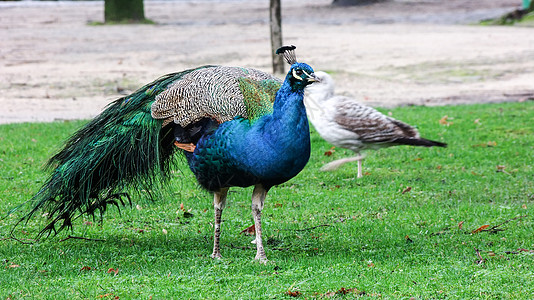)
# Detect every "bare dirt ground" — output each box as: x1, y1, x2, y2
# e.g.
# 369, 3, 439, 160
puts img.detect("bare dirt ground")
1, 0, 533, 124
